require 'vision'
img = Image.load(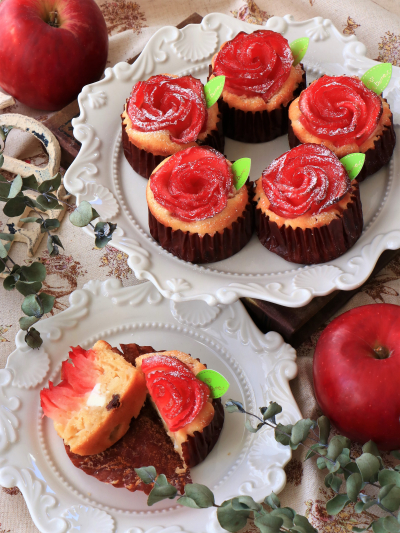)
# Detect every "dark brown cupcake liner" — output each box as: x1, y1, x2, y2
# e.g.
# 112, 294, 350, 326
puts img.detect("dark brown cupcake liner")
288, 108, 396, 183
255, 184, 363, 264
149, 183, 254, 264
215, 67, 306, 143
122, 113, 225, 180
